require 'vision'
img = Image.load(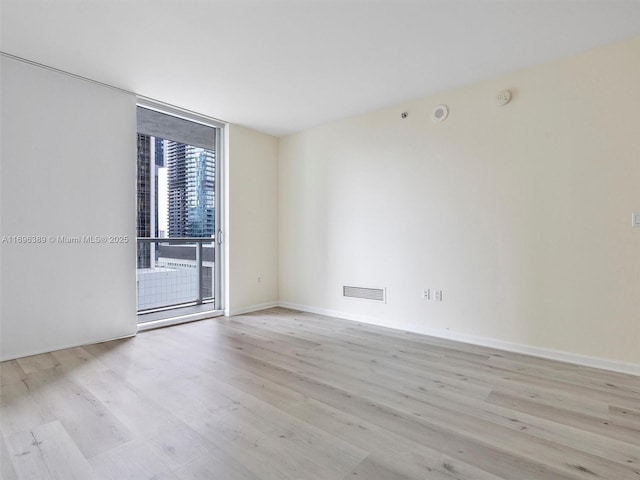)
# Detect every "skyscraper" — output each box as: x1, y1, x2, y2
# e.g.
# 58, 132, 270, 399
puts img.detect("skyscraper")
167, 141, 215, 237
136, 134, 152, 268
153, 137, 165, 237
136, 134, 165, 268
